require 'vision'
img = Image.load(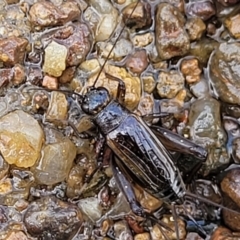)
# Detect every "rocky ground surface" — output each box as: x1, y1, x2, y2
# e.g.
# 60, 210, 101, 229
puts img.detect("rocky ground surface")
1, 0, 240, 239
